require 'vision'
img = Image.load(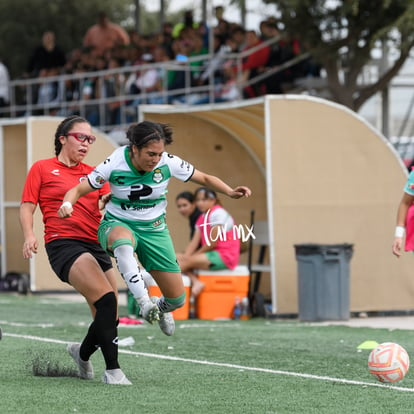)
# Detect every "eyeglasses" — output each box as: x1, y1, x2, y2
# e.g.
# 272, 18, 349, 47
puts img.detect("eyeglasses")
66, 132, 96, 144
